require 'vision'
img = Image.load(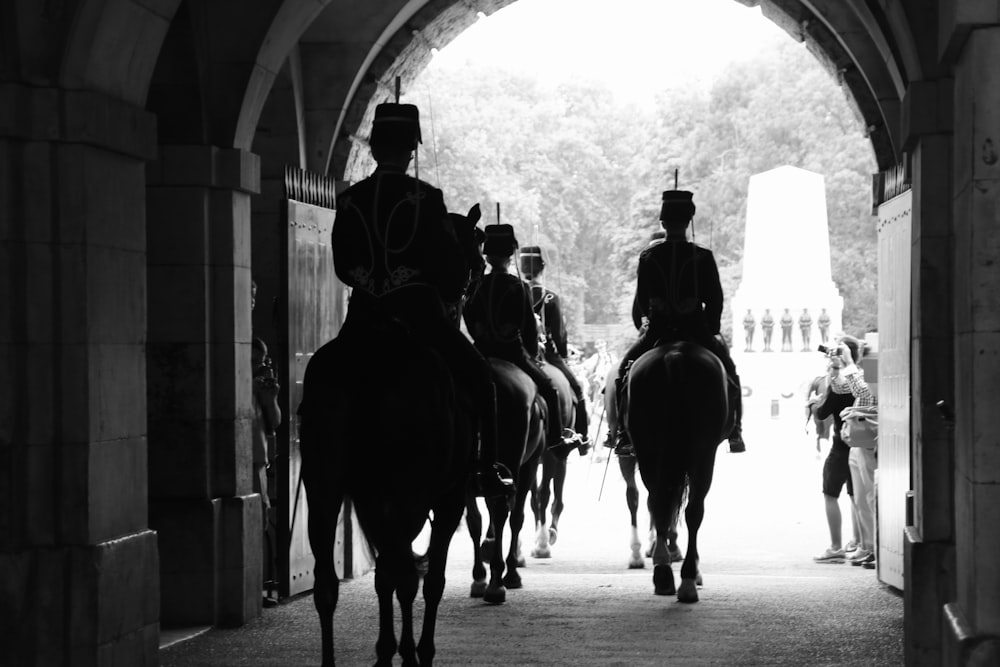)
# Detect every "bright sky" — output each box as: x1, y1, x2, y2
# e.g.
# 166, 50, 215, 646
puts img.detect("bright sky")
430, 0, 790, 106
